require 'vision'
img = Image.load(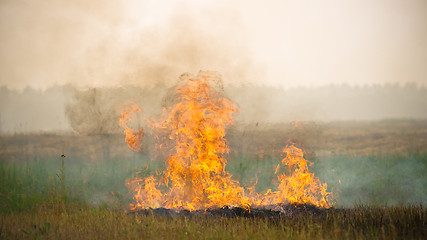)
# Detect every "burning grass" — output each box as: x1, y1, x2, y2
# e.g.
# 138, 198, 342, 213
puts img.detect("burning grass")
121, 71, 332, 211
